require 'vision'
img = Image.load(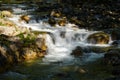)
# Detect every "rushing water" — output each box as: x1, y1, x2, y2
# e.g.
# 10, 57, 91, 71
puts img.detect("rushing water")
0, 4, 113, 80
